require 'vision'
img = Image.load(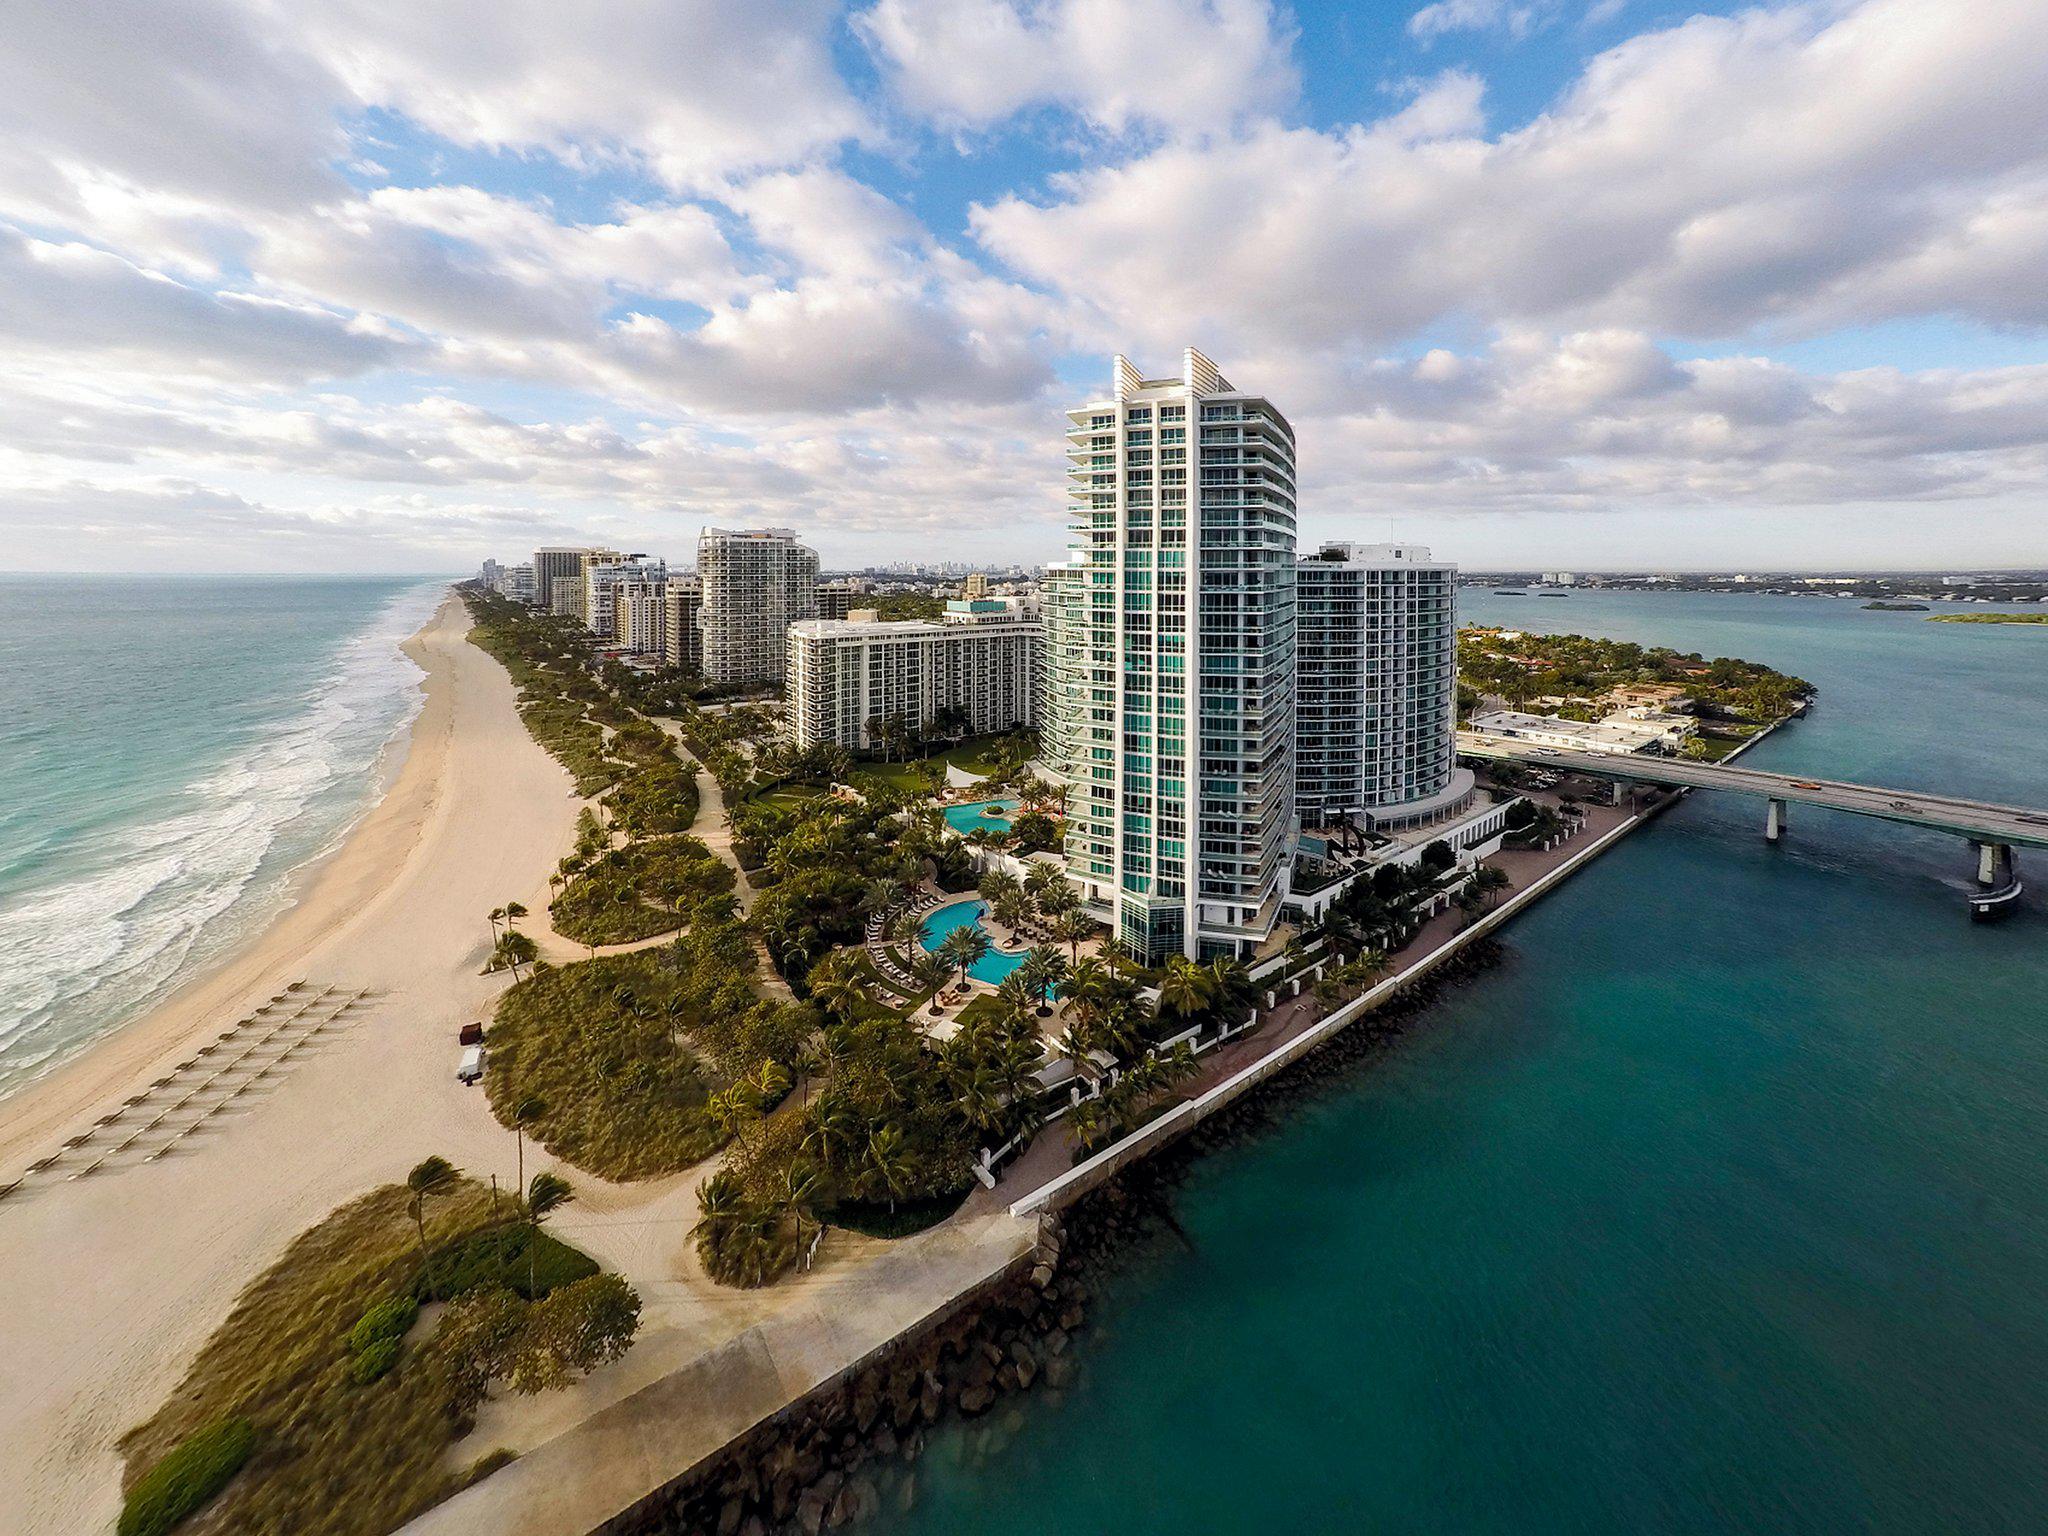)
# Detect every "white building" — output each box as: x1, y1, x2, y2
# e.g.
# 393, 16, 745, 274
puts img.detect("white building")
1045, 349, 1298, 964
785, 601, 1040, 752
583, 555, 665, 640
1466, 708, 1696, 755
613, 574, 669, 656
1295, 542, 1469, 832
697, 527, 819, 686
